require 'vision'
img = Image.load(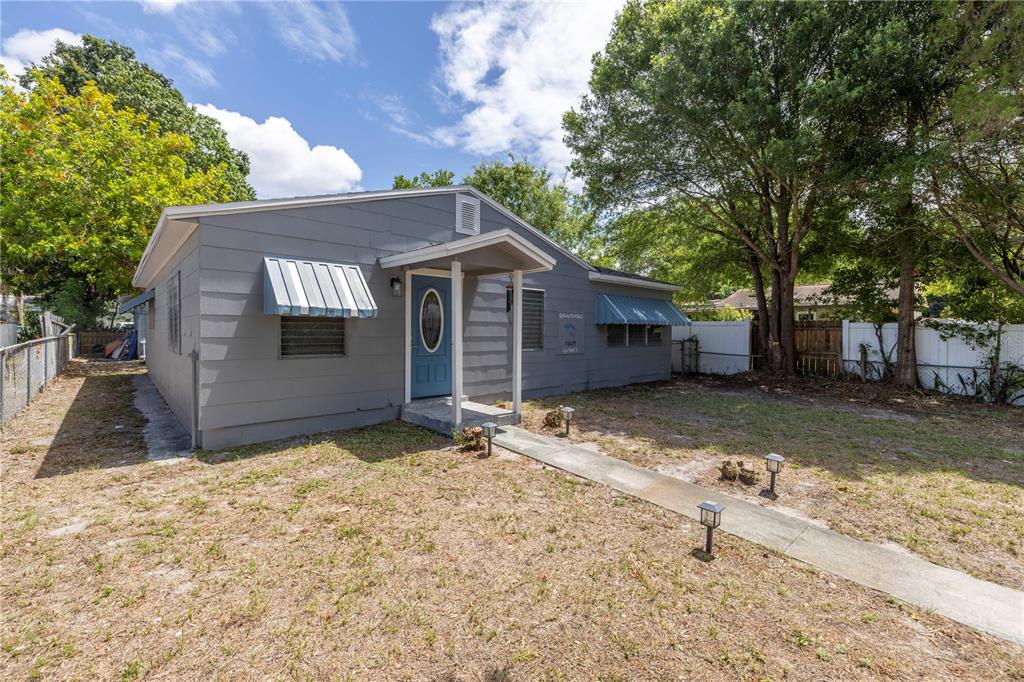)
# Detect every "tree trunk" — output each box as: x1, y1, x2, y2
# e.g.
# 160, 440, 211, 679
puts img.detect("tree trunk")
778, 276, 797, 374
768, 270, 784, 370
747, 251, 771, 367
895, 258, 918, 387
